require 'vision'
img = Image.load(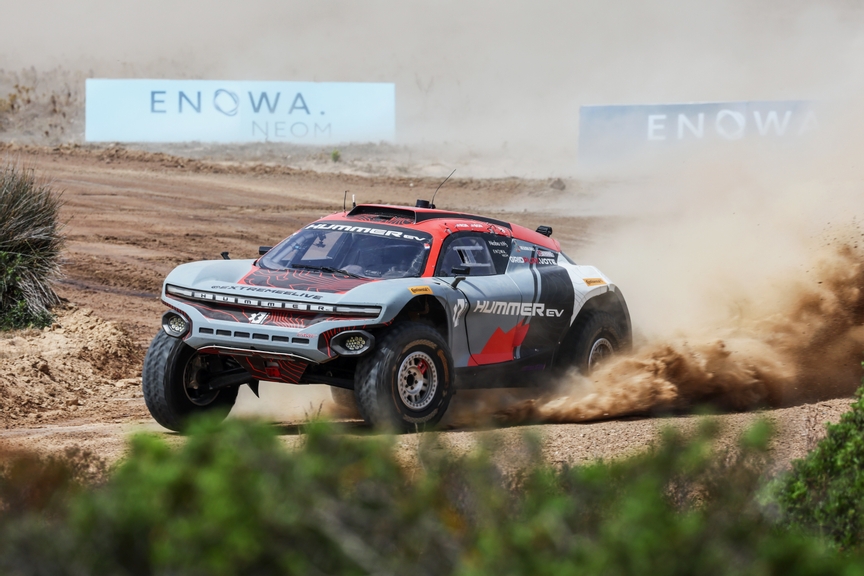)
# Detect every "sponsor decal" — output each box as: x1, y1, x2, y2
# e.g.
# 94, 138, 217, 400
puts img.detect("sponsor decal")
583, 277, 607, 287
209, 285, 325, 300
452, 298, 469, 327
473, 301, 564, 317
249, 312, 269, 324
509, 256, 557, 265
487, 239, 509, 248
537, 250, 556, 258
297, 332, 315, 338
85, 79, 395, 144
409, 286, 433, 295
305, 222, 430, 242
